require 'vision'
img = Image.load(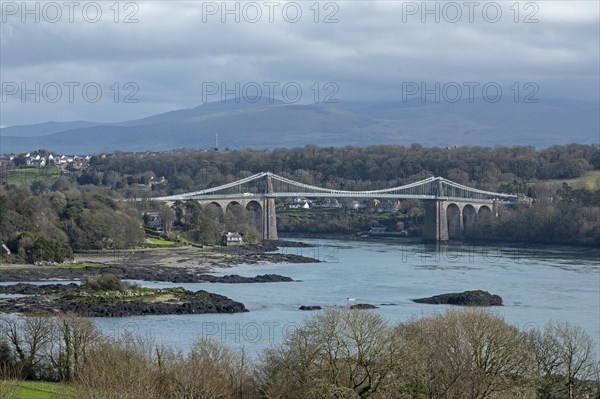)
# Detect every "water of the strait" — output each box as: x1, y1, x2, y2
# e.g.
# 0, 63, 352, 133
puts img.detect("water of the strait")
89, 239, 600, 358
